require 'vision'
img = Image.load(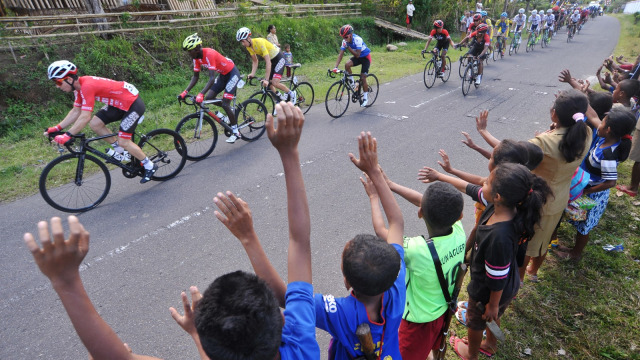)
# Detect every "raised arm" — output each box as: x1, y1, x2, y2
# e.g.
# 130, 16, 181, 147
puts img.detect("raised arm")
461, 131, 492, 159
417, 166, 470, 193
350, 132, 404, 247
169, 287, 210, 360
380, 167, 423, 207
23, 216, 160, 360
437, 149, 486, 185
475, 110, 500, 148
360, 173, 389, 241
